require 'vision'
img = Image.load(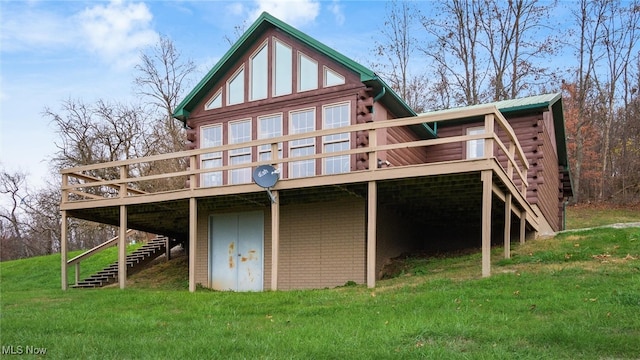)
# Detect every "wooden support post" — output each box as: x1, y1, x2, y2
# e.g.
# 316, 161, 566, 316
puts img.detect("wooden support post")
189, 197, 197, 292
520, 212, 527, 244
166, 237, 171, 261
271, 190, 280, 291
368, 128, 377, 170
484, 114, 495, 158
507, 142, 515, 179
481, 170, 493, 278
189, 155, 197, 190
118, 205, 127, 289
367, 181, 377, 288
270, 142, 280, 291
119, 165, 127, 198
75, 263, 80, 285
504, 193, 512, 259
61, 210, 68, 290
